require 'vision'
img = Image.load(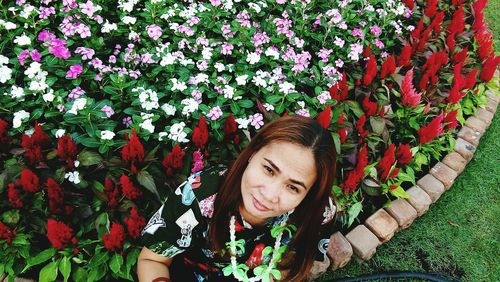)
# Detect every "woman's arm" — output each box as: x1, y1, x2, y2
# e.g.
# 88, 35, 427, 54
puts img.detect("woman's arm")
137, 247, 174, 282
